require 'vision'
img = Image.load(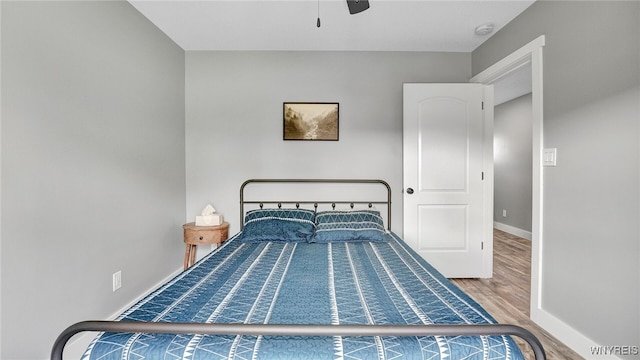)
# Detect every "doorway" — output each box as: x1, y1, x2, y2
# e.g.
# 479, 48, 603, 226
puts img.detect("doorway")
493, 68, 533, 241
470, 35, 545, 322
